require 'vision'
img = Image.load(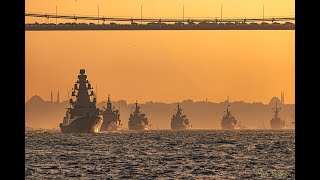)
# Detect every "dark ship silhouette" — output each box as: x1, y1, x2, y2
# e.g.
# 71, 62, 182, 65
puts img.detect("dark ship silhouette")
100, 95, 121, 131
128, 101, 150, 130
59, 69, 103, 133
270, 103, 286, 129
221, 105, 237, 129
171, 103, 191, 130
